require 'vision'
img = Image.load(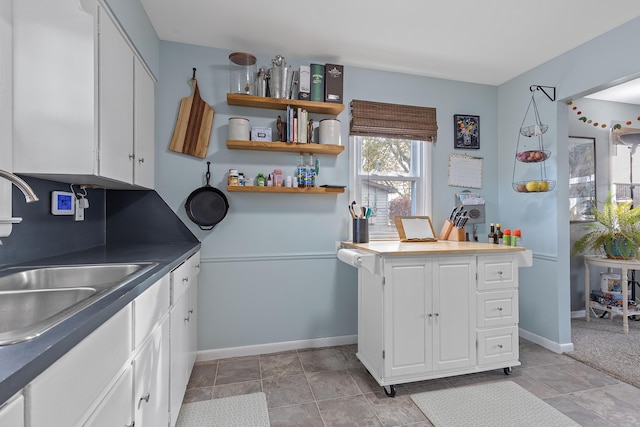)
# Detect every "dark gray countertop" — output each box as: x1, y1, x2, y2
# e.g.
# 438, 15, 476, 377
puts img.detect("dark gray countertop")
0, 242, 200, 405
